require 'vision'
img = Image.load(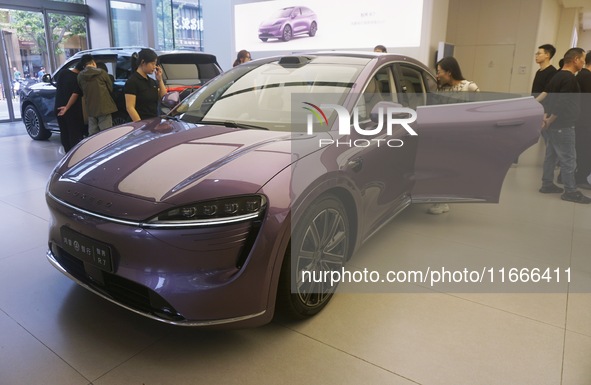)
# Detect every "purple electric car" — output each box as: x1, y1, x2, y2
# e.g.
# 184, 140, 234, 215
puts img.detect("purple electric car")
46, 52, 543, 327
258, 6, 317, 42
